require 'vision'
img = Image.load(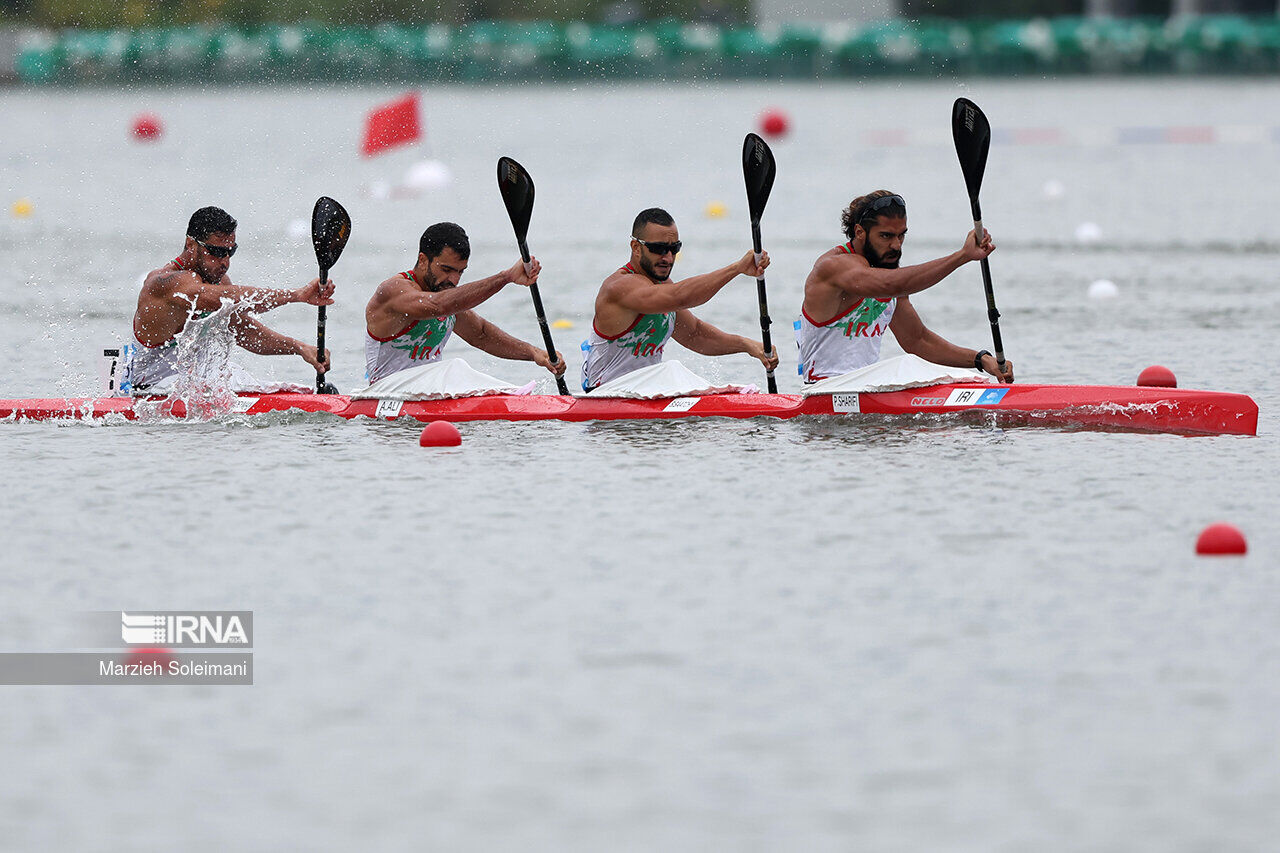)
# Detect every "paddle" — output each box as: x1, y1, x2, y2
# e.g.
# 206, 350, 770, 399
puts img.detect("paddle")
951, 97, 1007, 378
497, 156, 569, 395
311, 196, 351, 395
742, 132, 778, 393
